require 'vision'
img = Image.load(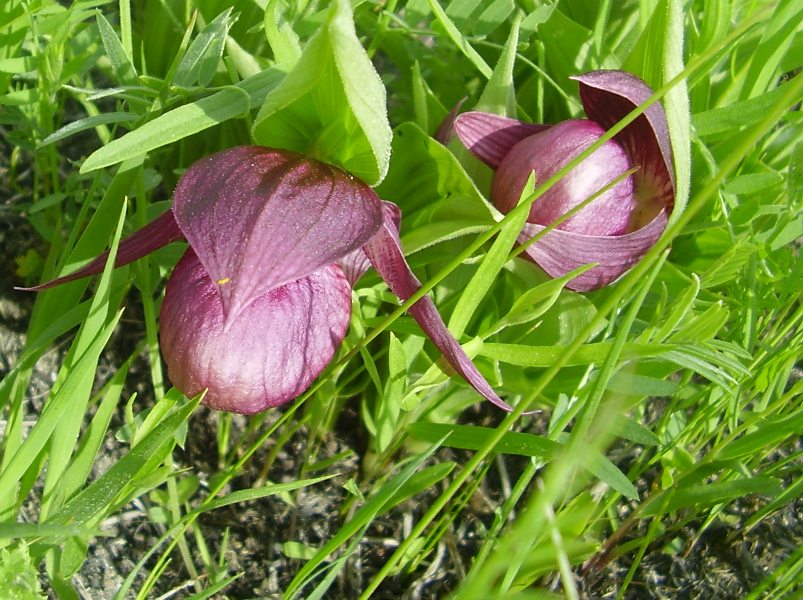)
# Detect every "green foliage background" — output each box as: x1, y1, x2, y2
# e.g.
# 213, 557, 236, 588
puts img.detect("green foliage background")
0, 0, 800, 598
